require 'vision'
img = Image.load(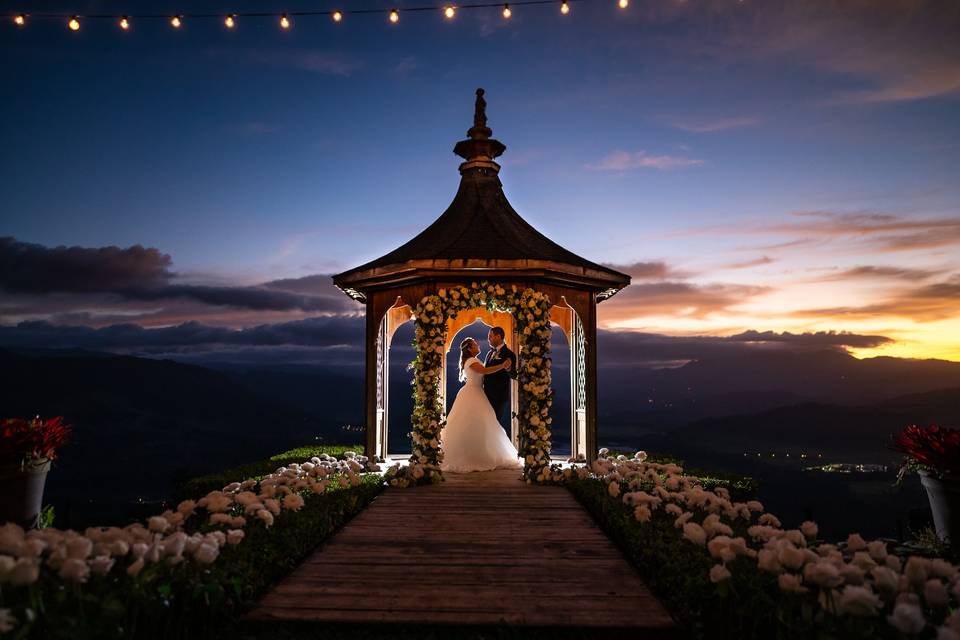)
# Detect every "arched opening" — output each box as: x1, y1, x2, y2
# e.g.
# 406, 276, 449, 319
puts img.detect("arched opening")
441, 307, 518, 444
372, 297, 415, 461
387, 320, 415, 457
549, 298, 589, 460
